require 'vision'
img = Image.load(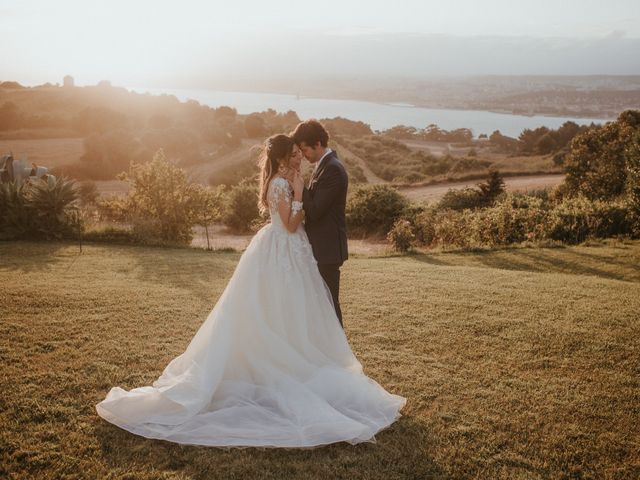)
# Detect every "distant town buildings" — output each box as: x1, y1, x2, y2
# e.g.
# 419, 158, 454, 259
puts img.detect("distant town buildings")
63, 75, 74, 87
